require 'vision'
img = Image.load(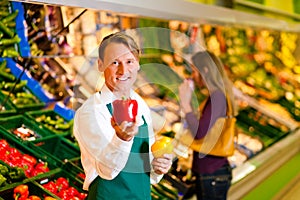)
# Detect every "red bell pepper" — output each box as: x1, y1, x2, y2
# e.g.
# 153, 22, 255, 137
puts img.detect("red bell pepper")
57, 189, 69, 200
22, 154, 37, 166
28, 195, 41, 200
69, 197, 81, 200
77, 192, 88, 199
31, 162, 49, 177
13, 184, 29, 200
20, 163, 34, 177
6, 147, 22, 167
56, 177, 69, 191
76, 172, 85, 180
0, 139, 9, 149
43, 181, 58, 195
112, 98, 138, 124
65, 186, 79, 197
